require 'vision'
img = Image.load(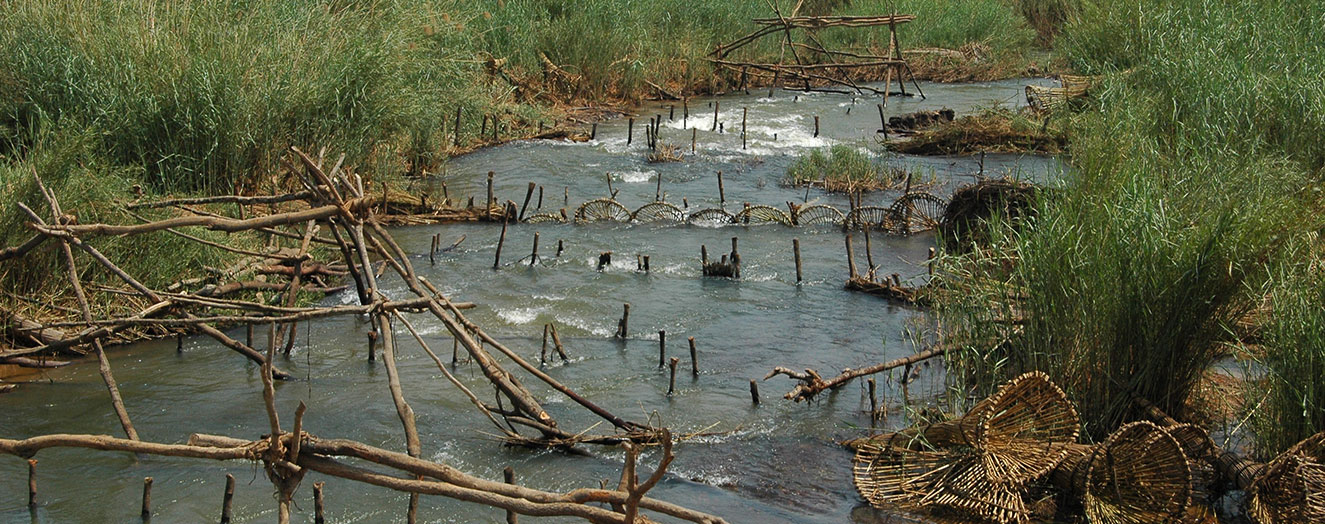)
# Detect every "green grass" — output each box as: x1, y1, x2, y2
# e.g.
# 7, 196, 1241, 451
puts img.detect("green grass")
1253, 237, 1325, 456
785, 145, 892, 192
935, 0, 1325, 441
